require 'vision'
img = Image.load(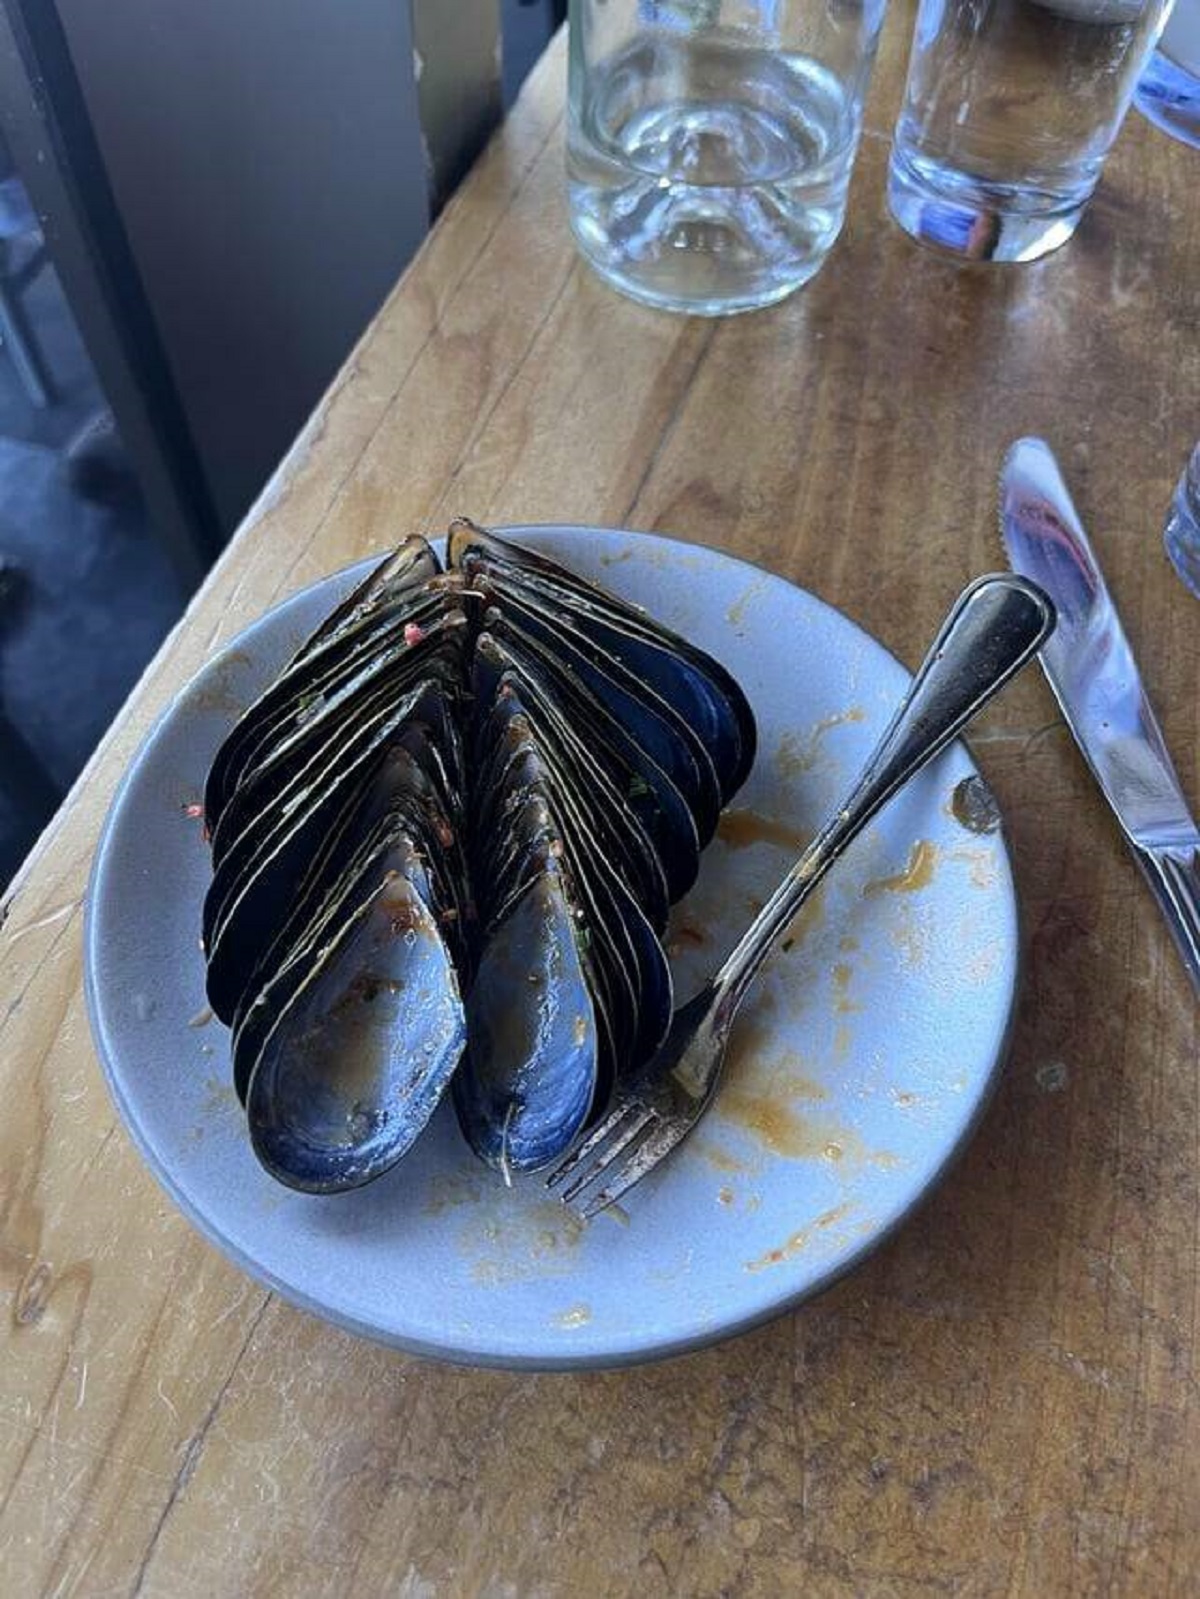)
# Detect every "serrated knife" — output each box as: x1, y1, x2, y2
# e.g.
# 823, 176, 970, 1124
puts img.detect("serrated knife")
1000, 436, 1200, 995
